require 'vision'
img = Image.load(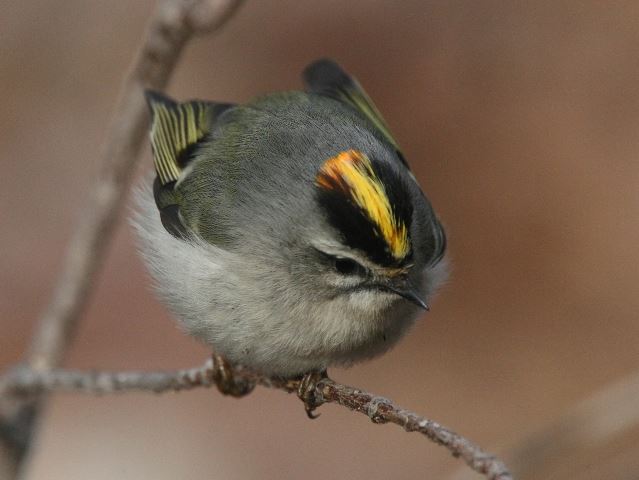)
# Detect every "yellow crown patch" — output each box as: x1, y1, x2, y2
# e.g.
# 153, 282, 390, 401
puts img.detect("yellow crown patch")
316, 150, 410, 260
